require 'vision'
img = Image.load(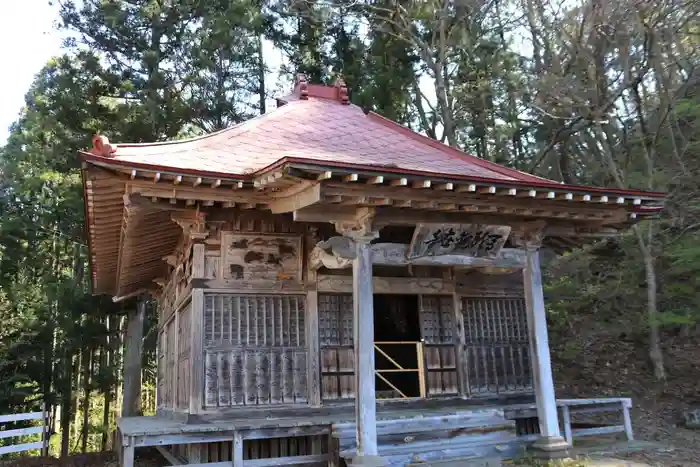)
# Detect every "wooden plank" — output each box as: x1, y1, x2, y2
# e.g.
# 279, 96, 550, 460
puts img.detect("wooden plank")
0, 441, 44, 455
192, 244, 206, 279
333, 415, 512, 438
307, 291, 321, 407
0, 426, 45, 439
179, 462, 230, 467
190, 289, 205, 414
133, 432, 235, 447
318, 275, 454, 295
244, 454, 328, 467
242, 426, 330, 440
0, 412, 44, 423
571, 425, 627, 438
